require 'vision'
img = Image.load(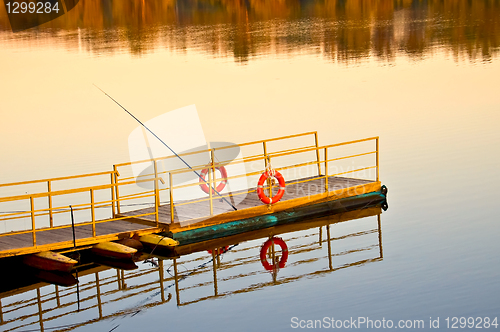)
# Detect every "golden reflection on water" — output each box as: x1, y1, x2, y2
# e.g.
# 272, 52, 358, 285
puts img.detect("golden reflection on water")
1, 0, 499, 62
0, 207, 382, 331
